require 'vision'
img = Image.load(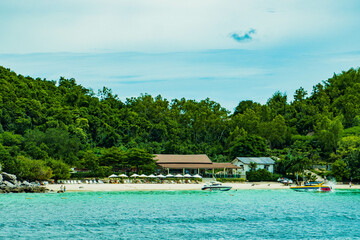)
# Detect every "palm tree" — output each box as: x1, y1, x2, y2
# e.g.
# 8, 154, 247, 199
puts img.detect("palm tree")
249, 162, 258, 171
